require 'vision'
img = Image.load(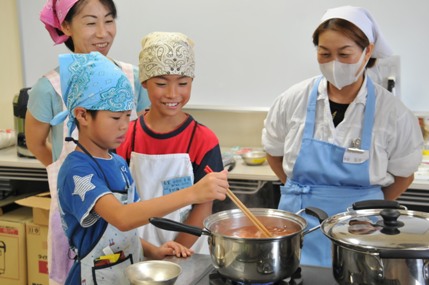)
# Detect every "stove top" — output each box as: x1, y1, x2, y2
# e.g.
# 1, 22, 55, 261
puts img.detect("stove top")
208, 267, 303, 285
165, 254, 337, 285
